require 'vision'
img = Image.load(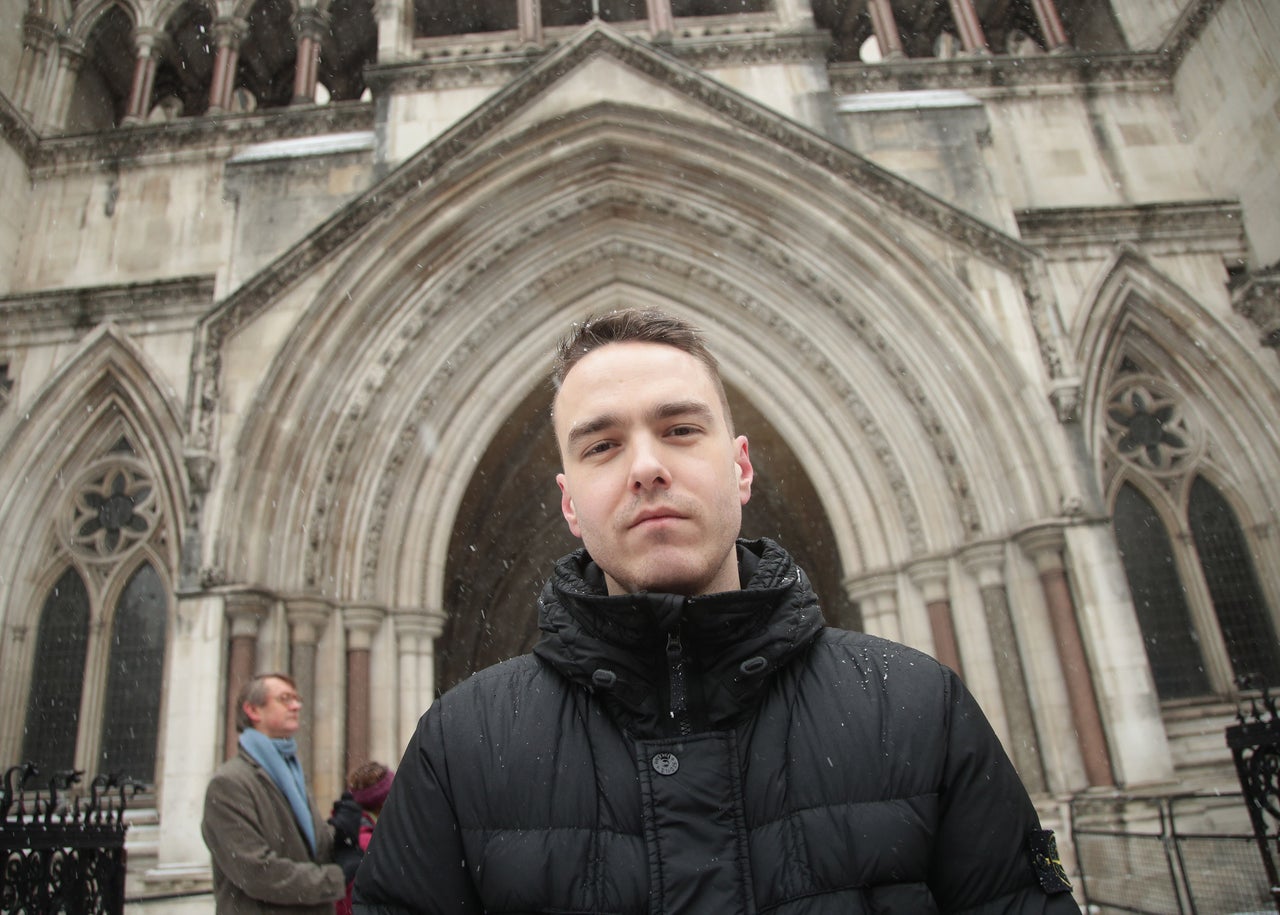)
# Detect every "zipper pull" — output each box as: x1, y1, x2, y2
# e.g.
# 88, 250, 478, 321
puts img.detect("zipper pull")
666, 630, 689, 725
